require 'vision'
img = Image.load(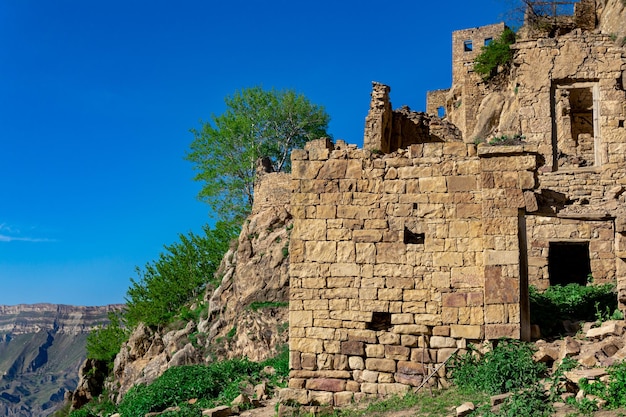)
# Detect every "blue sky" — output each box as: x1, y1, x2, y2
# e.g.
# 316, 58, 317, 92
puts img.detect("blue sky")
0, 0, 516, 306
